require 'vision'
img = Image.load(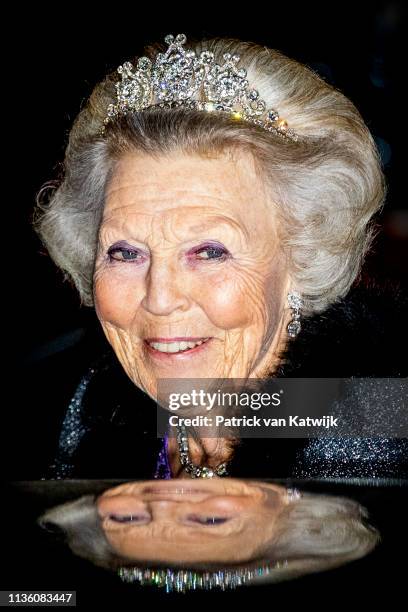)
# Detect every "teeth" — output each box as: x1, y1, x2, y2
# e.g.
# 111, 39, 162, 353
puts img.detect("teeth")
147, 339, 209, 353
